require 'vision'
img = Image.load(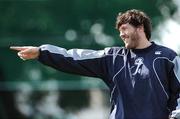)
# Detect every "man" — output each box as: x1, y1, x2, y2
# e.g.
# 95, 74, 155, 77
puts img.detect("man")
11, 9, 180, 119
